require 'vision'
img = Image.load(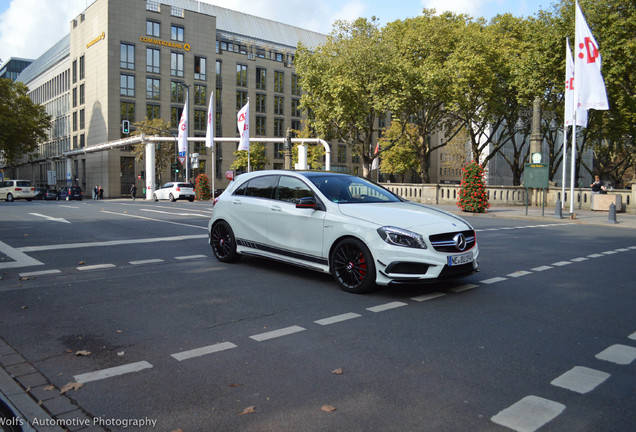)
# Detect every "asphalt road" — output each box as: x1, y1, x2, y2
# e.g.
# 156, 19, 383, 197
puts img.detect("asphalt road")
0, 199, 634, 432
